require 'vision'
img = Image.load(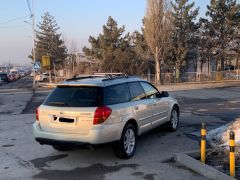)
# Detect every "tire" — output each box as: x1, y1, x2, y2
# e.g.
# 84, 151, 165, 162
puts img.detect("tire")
52, 145, 72, 151
166, 107, 179, 131
114, 123, 137, 159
